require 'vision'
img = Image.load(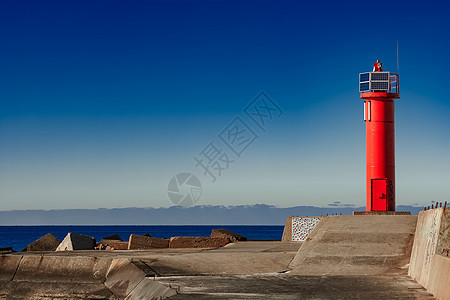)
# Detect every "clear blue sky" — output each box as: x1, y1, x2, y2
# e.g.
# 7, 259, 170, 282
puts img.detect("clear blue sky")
0, 0, 449, 210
